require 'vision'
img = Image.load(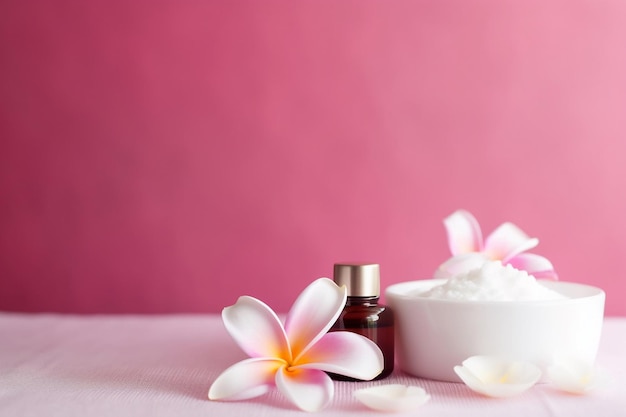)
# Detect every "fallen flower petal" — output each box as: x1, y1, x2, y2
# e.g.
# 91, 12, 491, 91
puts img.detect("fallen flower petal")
454, 356, 542, 398
547, 359, 608, 395
354, 384, 430, 412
